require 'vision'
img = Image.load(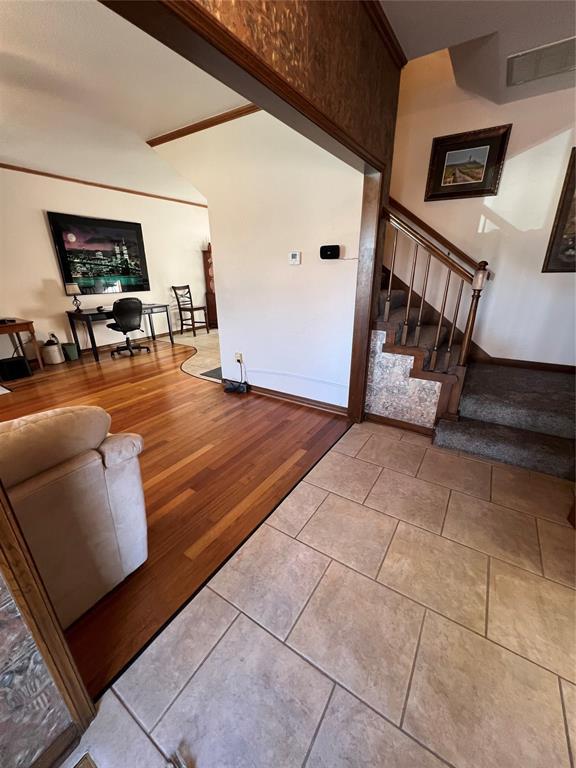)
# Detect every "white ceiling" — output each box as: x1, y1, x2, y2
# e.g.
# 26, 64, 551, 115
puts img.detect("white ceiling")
382, 0, 575, 103
0, 0, 250, 203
